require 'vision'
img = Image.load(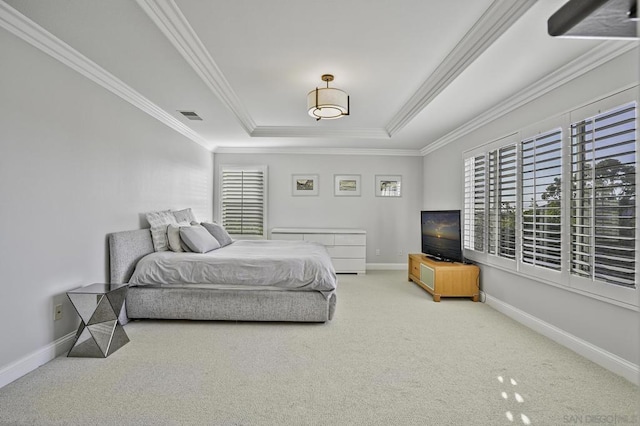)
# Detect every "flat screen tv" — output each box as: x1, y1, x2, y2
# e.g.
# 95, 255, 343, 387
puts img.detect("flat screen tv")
421, 210, 463, 263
